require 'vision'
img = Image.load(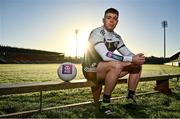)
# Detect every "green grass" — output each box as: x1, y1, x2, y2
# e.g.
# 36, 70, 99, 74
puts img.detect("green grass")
0, 64, 180, 118
0, 64, 180, 84
0, 64, 84, 84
